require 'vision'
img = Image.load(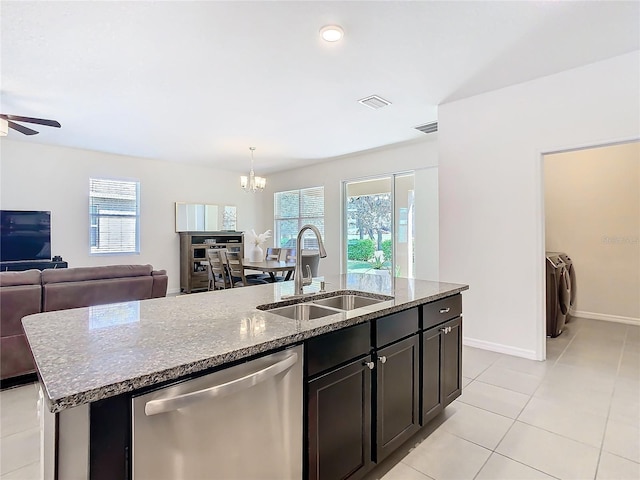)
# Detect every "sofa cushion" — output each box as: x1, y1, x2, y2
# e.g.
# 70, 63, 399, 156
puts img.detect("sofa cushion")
151, 270, 169, 298
42, 276, 154, 312
41, 264, 153, 284
0, 269, 41, 287
0, 335, 36, 379
0, 284, 42, 336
